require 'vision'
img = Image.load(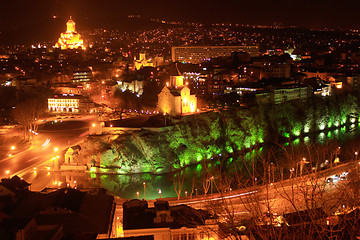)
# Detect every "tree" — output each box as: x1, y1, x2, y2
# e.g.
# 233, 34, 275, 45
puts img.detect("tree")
108, 88, 125, 120
196, 145, 360, 240
12, 98, 45, 142
172, 169, 186, 200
